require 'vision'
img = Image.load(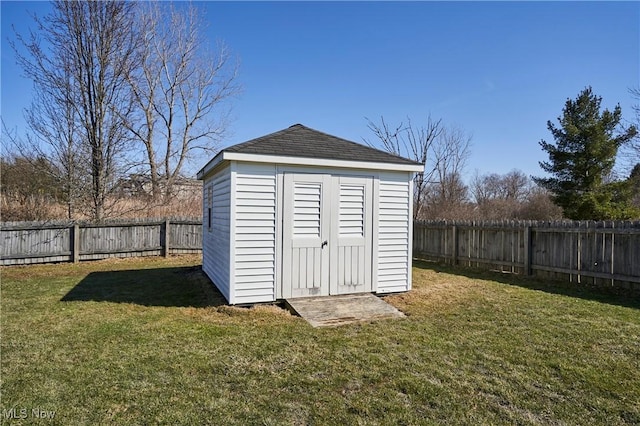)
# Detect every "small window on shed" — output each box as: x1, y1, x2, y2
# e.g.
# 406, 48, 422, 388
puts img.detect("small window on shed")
207, 186, 213, 232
